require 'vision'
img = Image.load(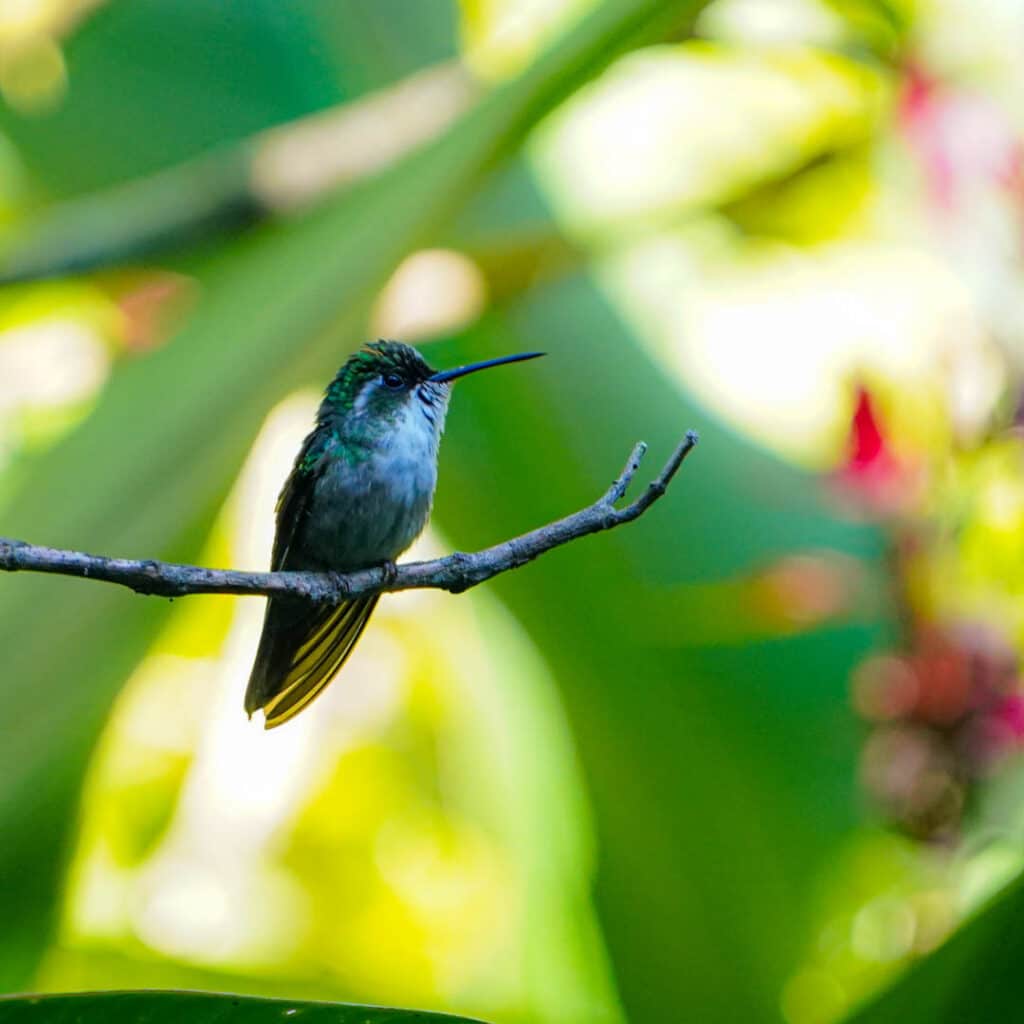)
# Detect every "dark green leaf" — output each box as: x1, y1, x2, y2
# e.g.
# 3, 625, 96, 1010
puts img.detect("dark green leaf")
0, 991, 484, 1024
841, 870, 1024, 1024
